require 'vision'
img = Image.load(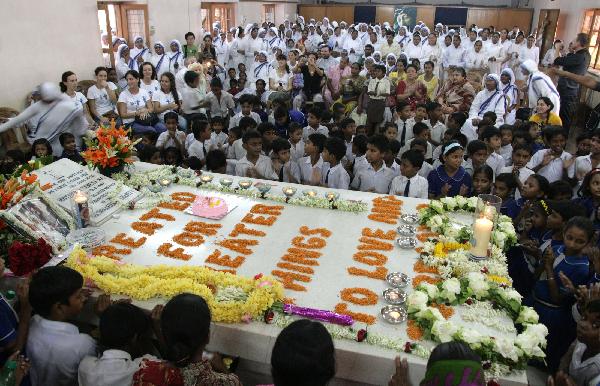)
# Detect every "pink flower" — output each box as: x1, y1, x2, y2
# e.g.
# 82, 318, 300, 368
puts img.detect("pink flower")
241, 313, 252, 323
258, 280, 272, 288
253, 273, 263, 280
